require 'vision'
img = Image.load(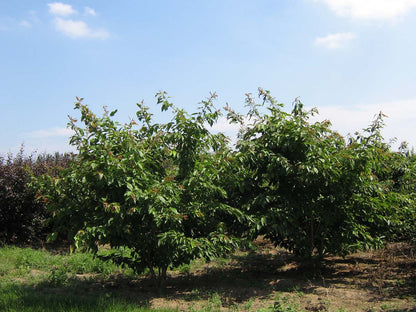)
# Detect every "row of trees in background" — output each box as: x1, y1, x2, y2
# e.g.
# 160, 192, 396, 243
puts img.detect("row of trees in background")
0, 150, 72, 243
1, 89, 415, 284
